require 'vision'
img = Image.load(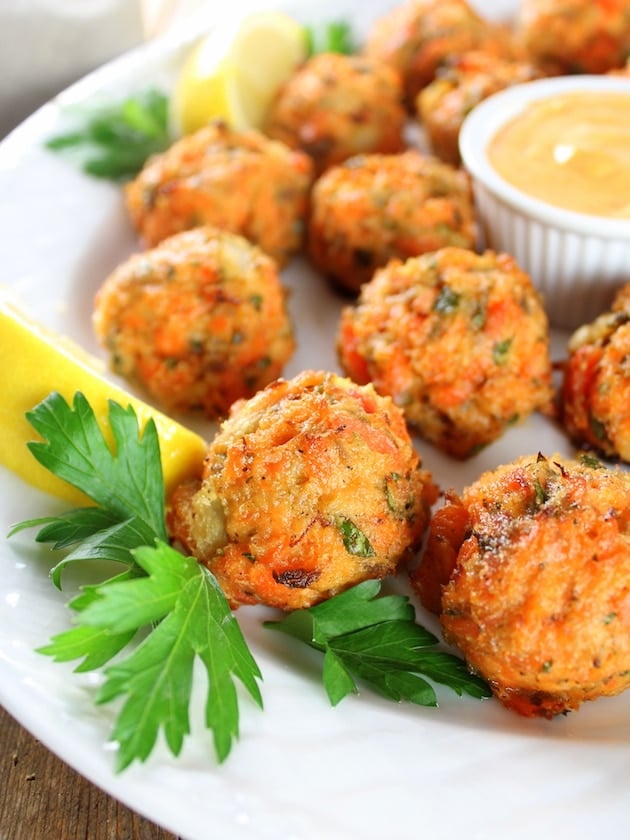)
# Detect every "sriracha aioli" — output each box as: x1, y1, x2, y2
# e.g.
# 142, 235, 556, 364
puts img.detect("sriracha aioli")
488, 91, 630, 218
